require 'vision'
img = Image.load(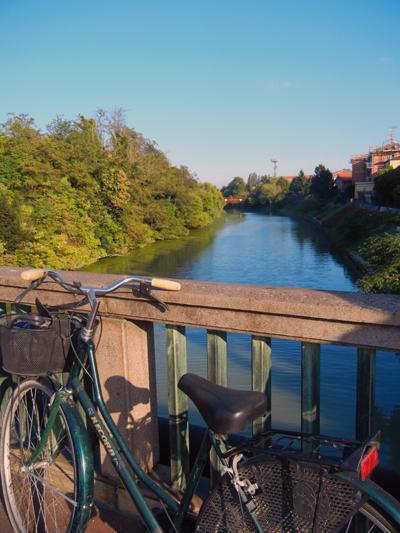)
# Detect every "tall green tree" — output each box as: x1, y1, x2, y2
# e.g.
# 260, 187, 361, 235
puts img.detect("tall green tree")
259, 177, 289, 211
289, 169, 311, 197
374, 167, 400, 207
221, 176, 247, 197
311, 164, 334, 199
247, 172, 259, 191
